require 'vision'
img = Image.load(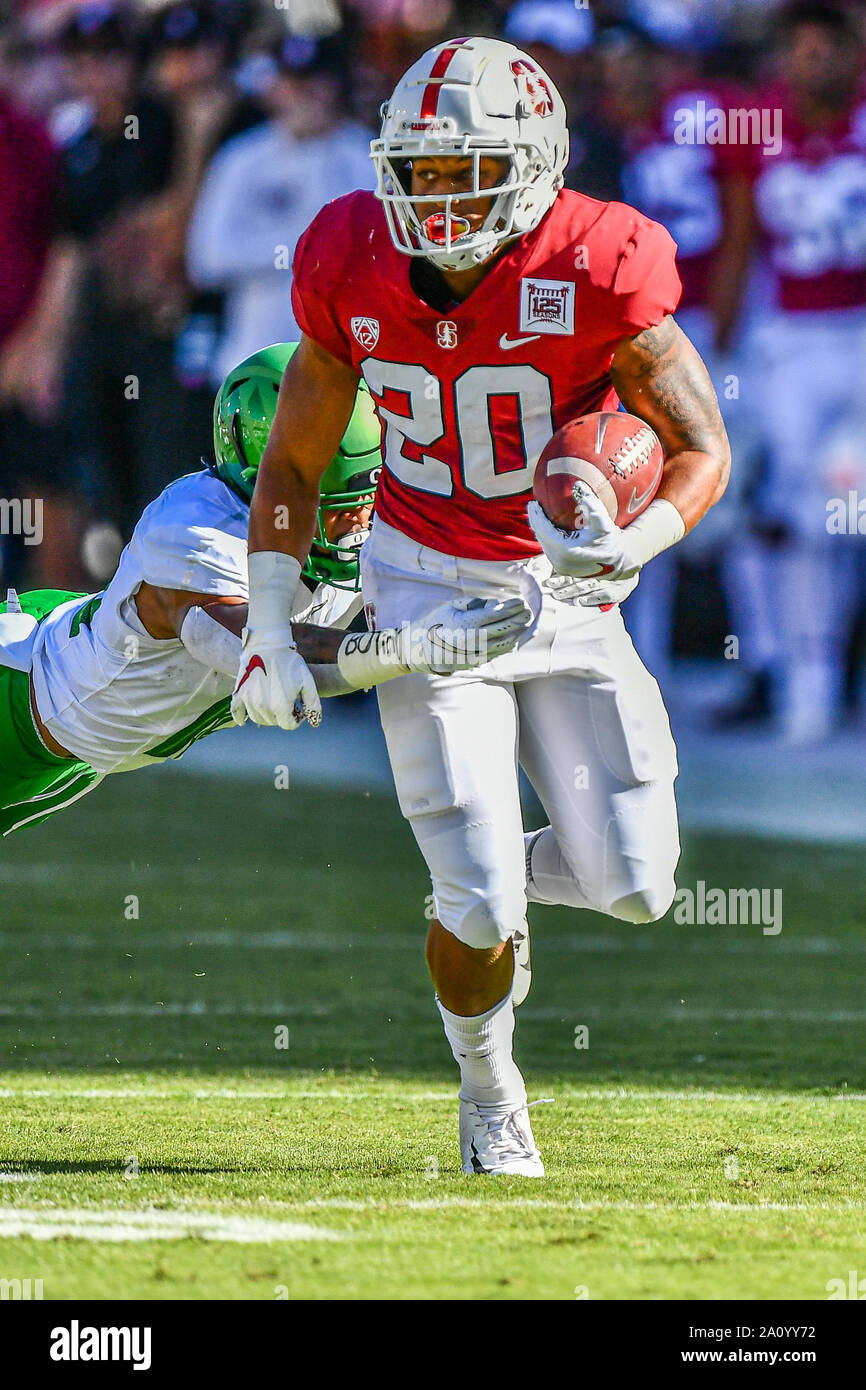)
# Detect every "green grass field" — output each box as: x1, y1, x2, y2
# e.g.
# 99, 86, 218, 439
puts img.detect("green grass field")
1, 762, 865, 1300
